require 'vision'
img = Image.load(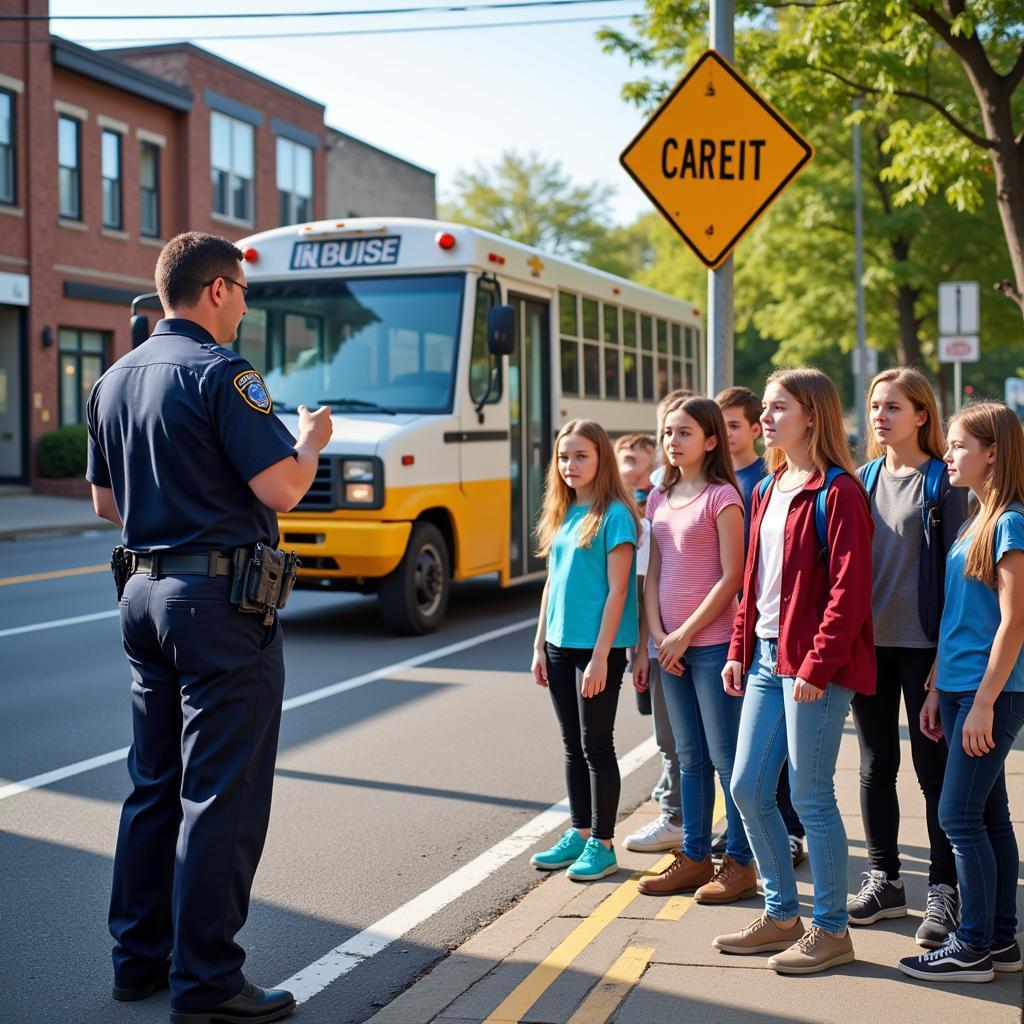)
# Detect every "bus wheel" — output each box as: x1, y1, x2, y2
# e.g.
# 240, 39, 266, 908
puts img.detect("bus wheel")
378, 522, 450, 634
